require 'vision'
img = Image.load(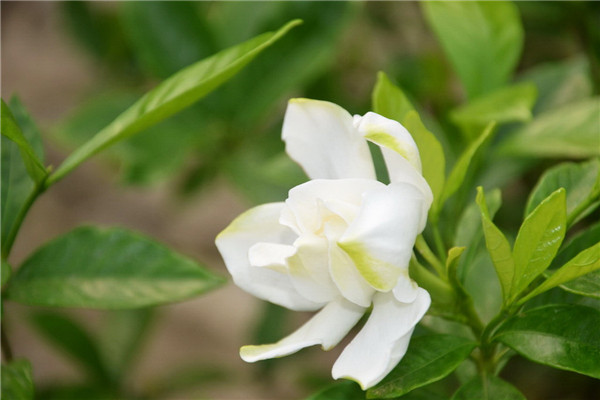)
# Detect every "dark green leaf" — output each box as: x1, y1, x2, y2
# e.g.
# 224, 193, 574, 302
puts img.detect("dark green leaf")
366, 335, 476, 399
450, 83, 536, 139
47, 19, 301, 185
511, 189, 567, 301
30, 311, 110, 384
525, 159, 600, 225
451, 376, 525, 400
1, 359, 34, 400
422, 1, 523, 99
7, 226, 225, 309
494, 304, 600, 378
2, 259, 11, 287
306, 381, 364, 400
520, 243, 600, 303
500, 98, 600, 158
476, 187, 514, 303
